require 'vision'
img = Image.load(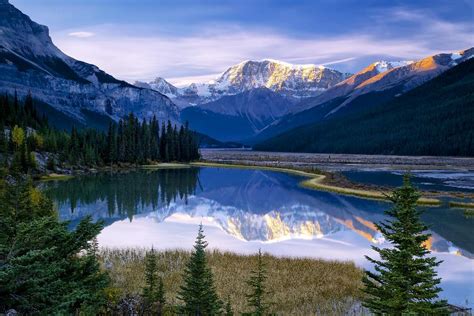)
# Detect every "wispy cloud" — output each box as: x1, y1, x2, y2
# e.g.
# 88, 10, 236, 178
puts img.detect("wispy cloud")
53, 12, 472, 85
68, 31, 95, 38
